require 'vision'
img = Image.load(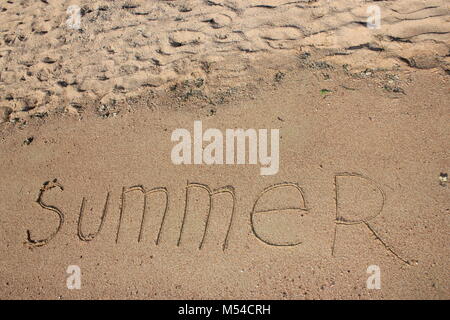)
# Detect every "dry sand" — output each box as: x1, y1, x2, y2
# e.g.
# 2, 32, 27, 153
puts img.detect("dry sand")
0, 0, 449, 299
1, 0, 449, 119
